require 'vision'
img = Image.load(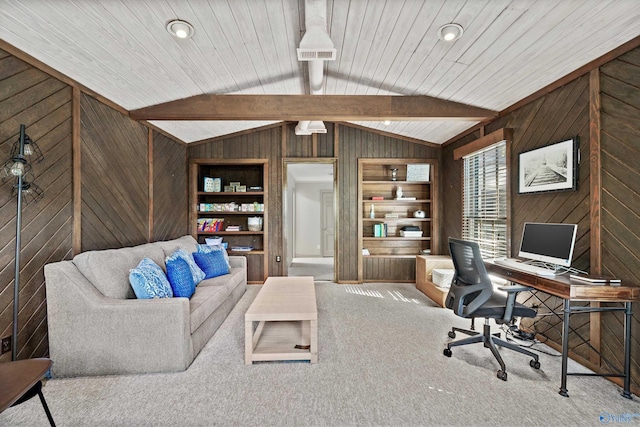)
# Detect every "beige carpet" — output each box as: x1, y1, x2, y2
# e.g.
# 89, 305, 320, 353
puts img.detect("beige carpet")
3, 282, 640, 426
